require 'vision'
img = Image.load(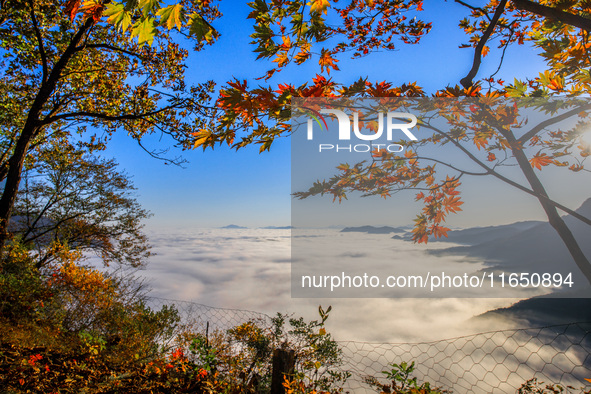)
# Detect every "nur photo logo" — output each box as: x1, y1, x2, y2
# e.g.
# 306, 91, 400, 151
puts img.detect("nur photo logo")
302, 107, 419, 153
